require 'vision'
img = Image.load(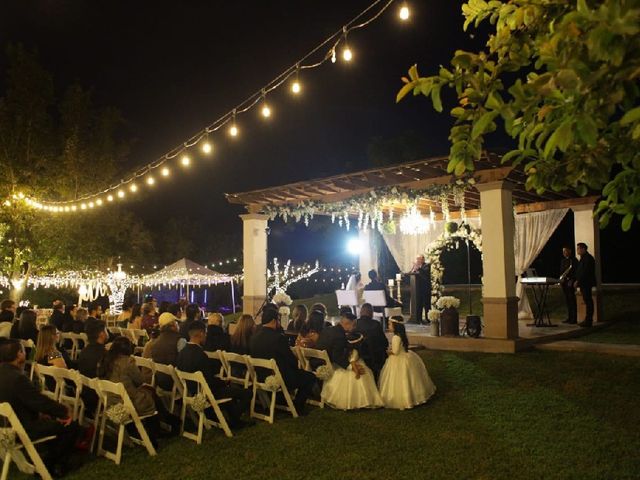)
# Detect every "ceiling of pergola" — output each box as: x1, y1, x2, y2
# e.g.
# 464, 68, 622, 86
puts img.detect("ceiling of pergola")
226, 152, 598, 217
